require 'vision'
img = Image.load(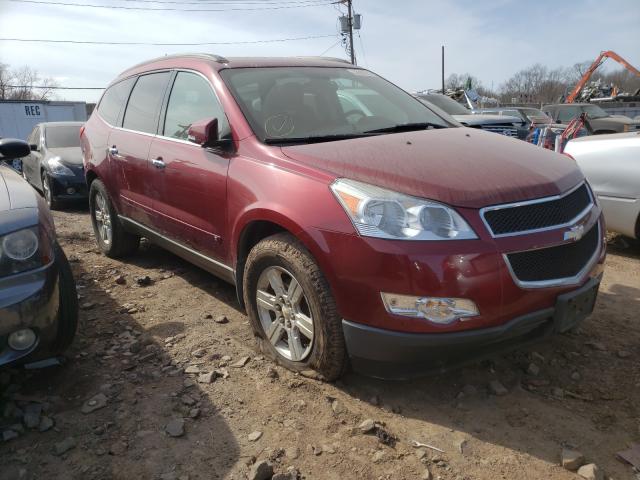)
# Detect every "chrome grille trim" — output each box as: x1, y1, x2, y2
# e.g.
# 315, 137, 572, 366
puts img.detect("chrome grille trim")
503, 222, 602, 289
480, 181, 594, 238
